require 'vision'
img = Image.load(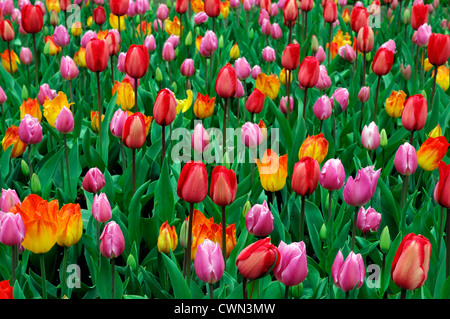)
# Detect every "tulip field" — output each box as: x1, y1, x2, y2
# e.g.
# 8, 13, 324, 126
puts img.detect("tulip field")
0, 0, 450, 305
